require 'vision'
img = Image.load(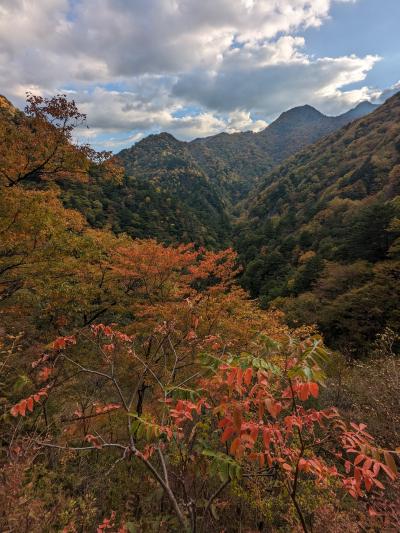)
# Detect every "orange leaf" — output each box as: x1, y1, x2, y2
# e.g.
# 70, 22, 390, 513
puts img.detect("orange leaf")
230, 437, 240, 455
221, 426, 235, 444
19, 399, 27, 417
244, 368, 253, 386
27, 397, 34, 412
309, 382, 319, 398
